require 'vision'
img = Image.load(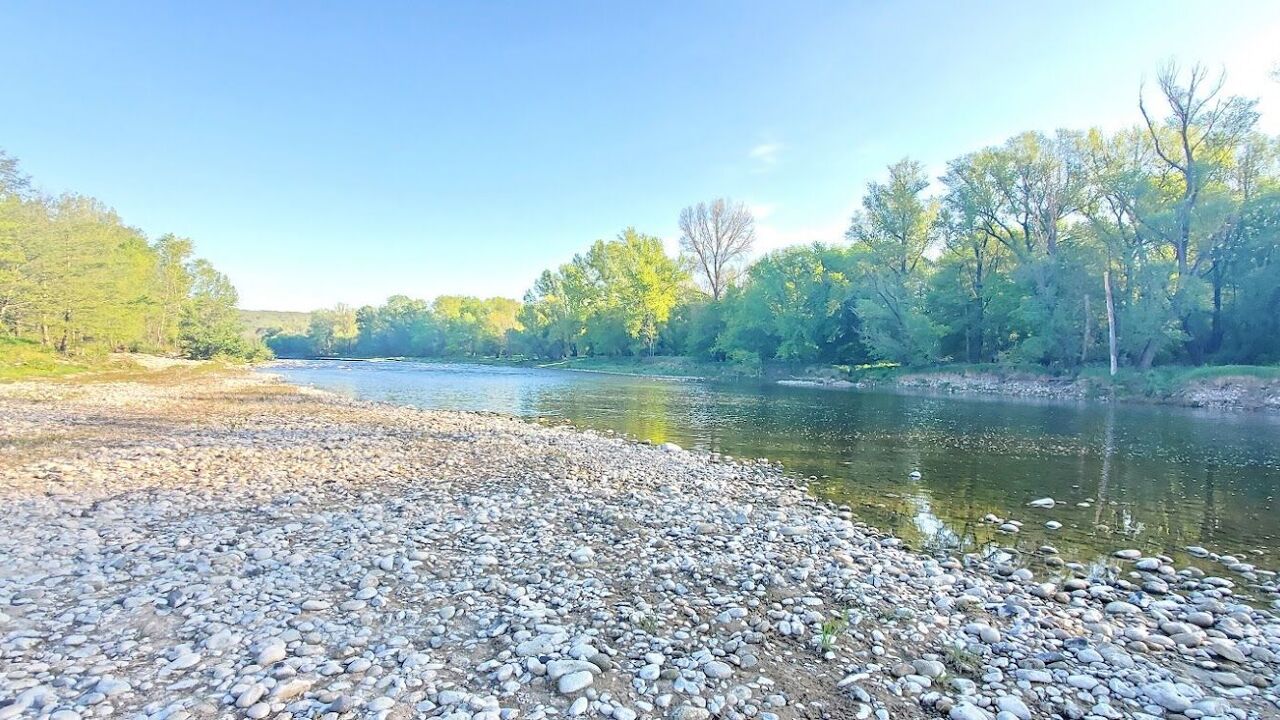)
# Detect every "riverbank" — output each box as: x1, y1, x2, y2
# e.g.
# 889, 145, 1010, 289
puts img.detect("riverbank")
509, 357, 1280, 412
273, 355, 1280, 412
2, 370, 1279, 720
